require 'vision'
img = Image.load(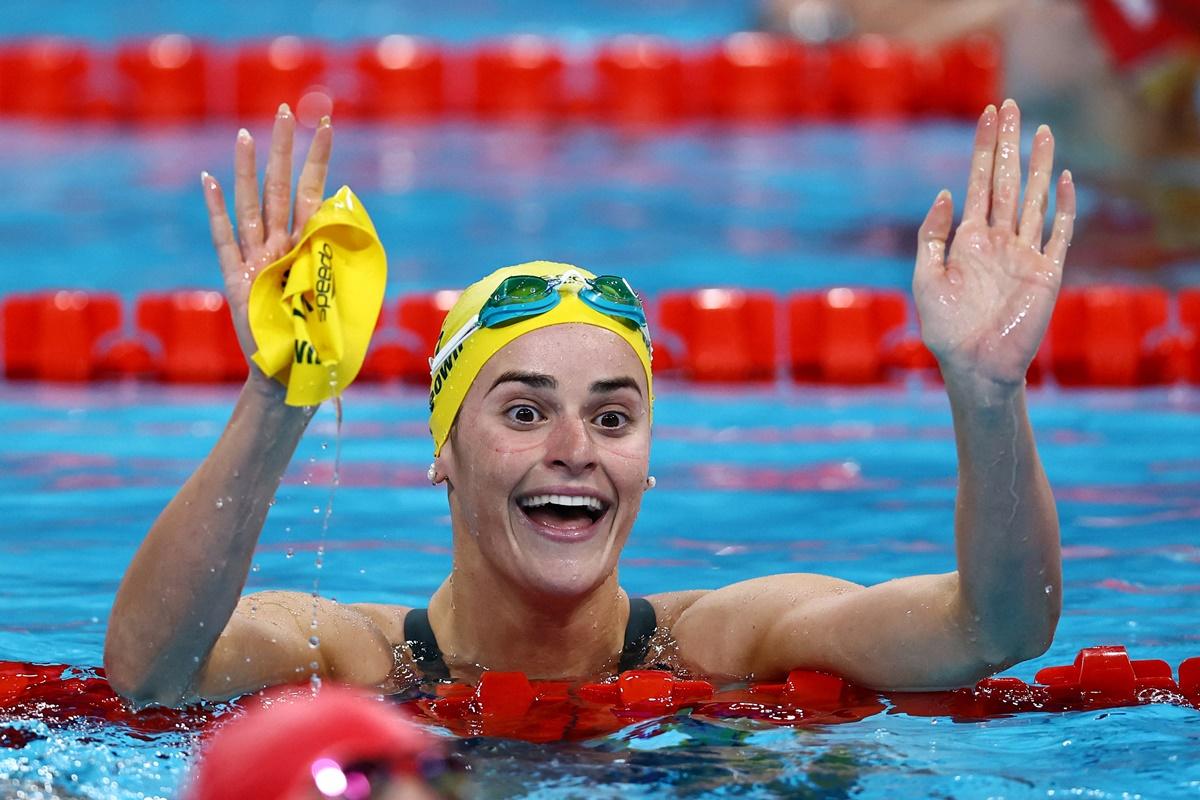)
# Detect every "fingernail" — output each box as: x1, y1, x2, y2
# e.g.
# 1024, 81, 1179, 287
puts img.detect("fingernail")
277, 102, 291, 117
983, 103, 996, 116
237, 127, 251, 141
1063, 169, 1073, 182
319, 114, 331, 128
200, 170, 211, 186
1001, 97, 1016, 109
1036, 123, 1051, 137
938, 188, 952, 201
